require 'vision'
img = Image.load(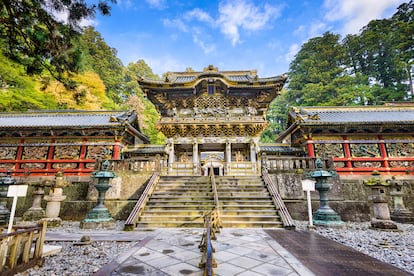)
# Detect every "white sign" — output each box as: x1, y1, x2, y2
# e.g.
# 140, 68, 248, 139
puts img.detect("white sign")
7, 185, 28, 234
7, 185, 28, 197
301, 179, 316, 191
